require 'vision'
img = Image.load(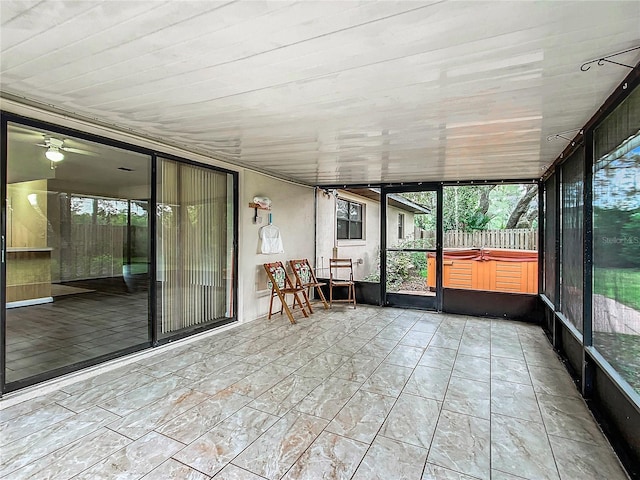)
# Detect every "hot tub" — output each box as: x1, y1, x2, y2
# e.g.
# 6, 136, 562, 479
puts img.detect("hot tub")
427, 248, 538, 294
